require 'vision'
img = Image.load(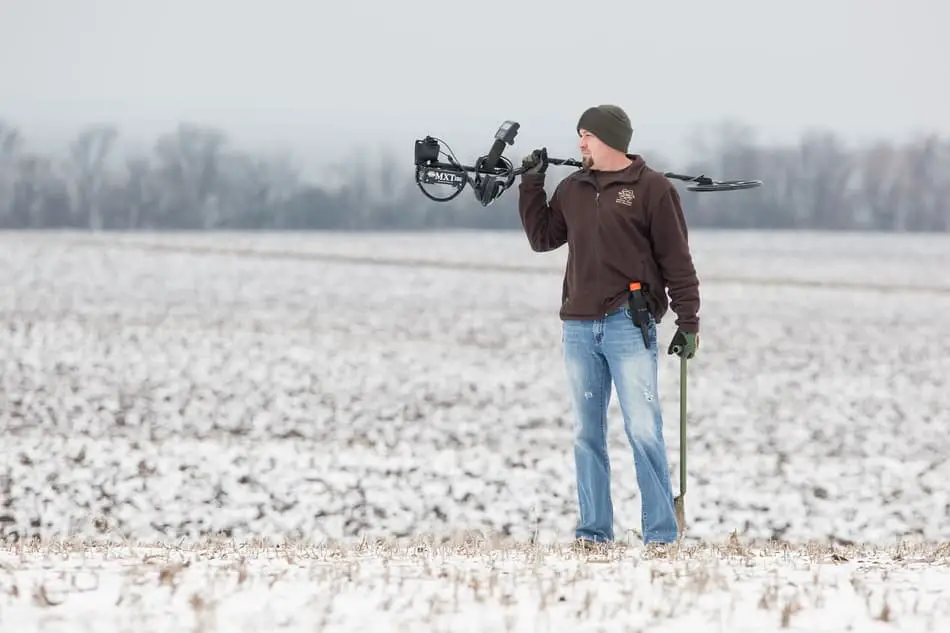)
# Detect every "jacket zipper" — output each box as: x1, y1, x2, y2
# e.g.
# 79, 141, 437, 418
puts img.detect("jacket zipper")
594, 187, 606, 316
